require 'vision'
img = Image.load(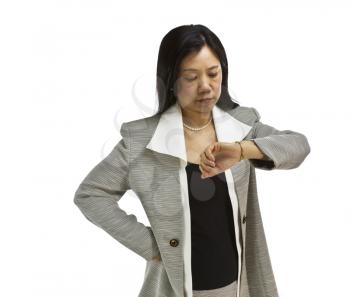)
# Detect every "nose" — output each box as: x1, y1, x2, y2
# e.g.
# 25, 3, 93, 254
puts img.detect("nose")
198, 75, 212, 93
